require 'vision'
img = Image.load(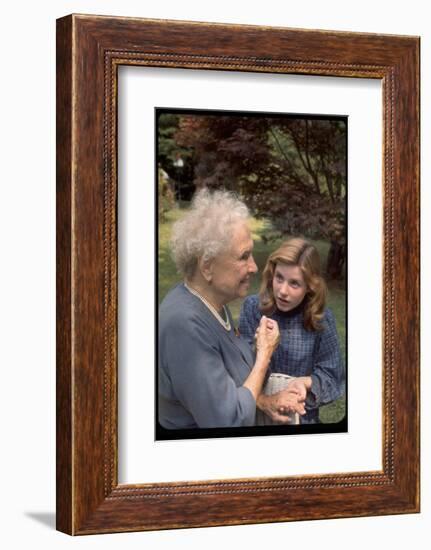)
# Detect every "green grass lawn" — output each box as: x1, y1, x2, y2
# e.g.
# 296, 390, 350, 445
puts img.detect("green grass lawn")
159, 206, 346, 423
